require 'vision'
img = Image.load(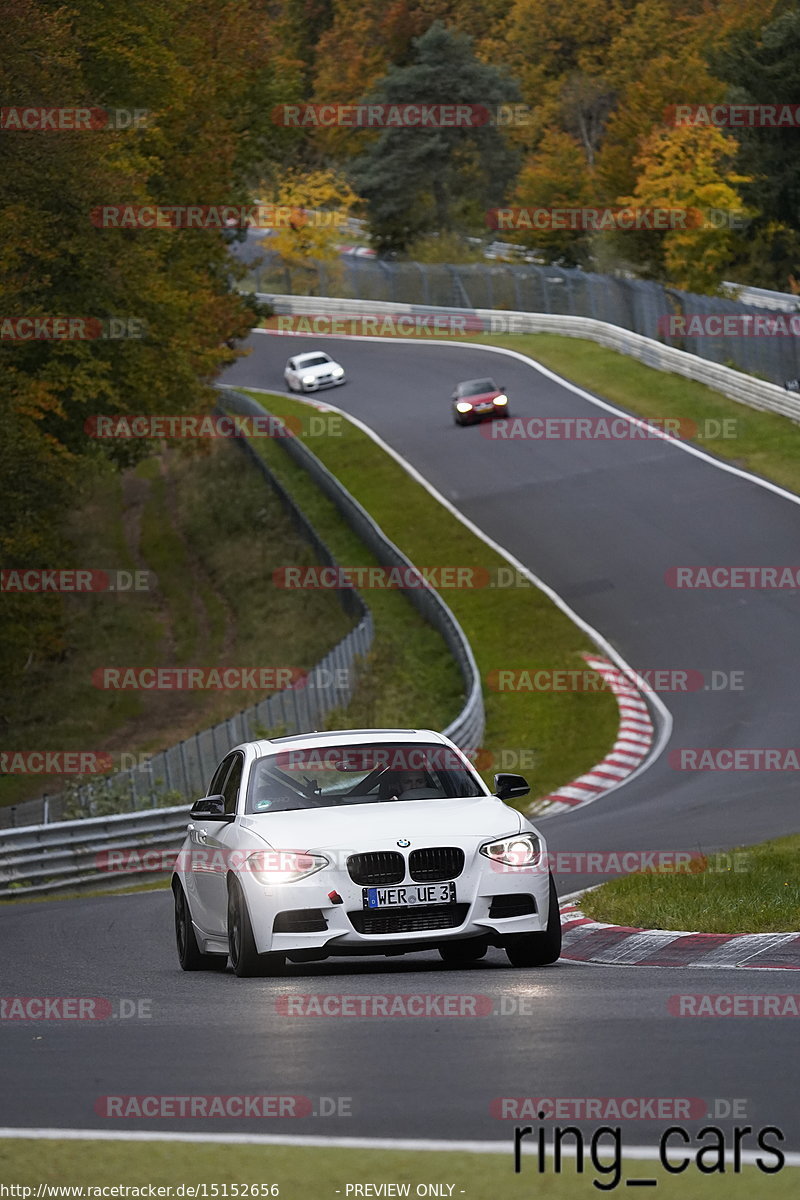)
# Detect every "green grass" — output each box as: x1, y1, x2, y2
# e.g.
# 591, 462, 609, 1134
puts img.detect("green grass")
1, 443, 354, 809
239, 412, 465, 737
235, 389, 619, 801
135, 458, 203, 664
580, 834, 800, 934
0, 1139, 796, 1198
